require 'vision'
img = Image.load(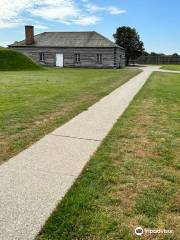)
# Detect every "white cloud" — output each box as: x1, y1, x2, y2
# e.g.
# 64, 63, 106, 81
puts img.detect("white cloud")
34, 24, 48, 29
85, 3, 105, 13
0, 0, 30, 20
30, 1, 80, 23
108, 7, 126, 15
0, 0, 30, 28
0, 20, 19, 29
73, 16, 100, 25
84, 2, 126, 15
0, 0, 126, 28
